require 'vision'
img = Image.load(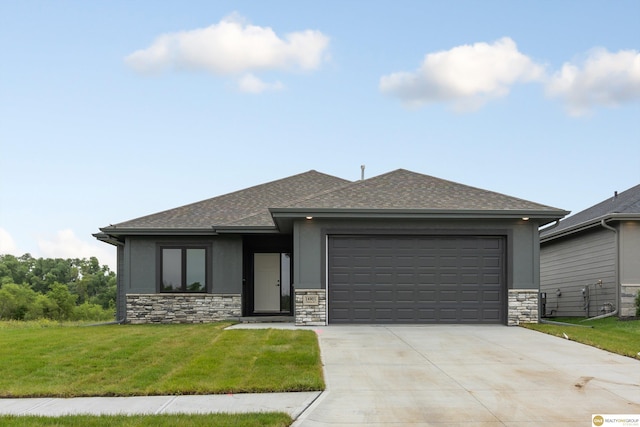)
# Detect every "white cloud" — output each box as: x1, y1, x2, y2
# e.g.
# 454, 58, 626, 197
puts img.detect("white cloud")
236, 73, 284, 94
379, 37, 545, 111
38, 229, 116, 271
125, 13, 330, 77
545, 48, 640, 116
0, 228, 18, 254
